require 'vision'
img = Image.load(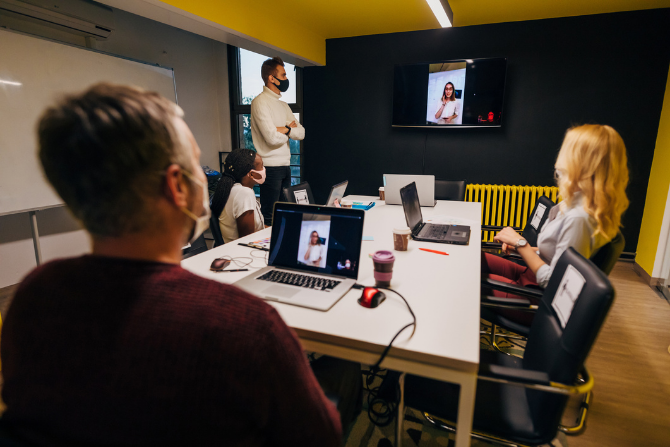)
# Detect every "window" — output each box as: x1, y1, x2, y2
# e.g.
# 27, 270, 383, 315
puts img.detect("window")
229, 47, 303, 190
